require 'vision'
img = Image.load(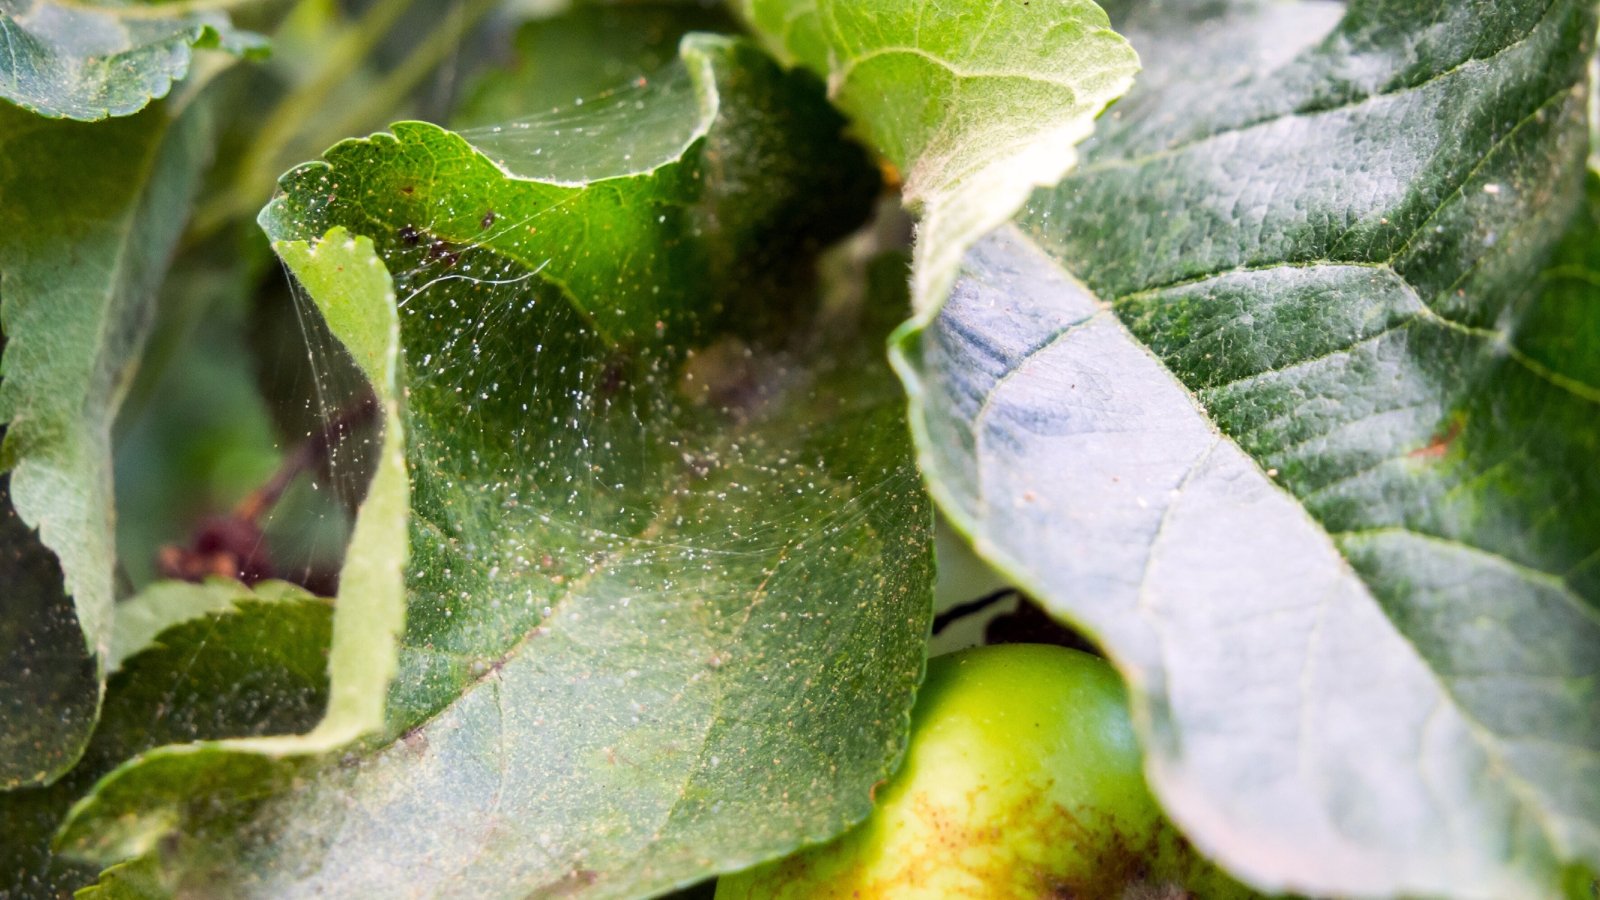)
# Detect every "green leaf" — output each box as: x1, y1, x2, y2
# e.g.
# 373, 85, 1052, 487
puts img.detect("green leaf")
0, 0, 264, 121
270, 228, 409, 743
735, 0, 1139, 313
0, 95, 214, 787
109, 579, 310, 673
895, 1, 1600, 896
452, 1, 738, 129
75, 856, 170, 899
0, 595, 333, 899
41, 227, 409, 870
59, 34, 933, 896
